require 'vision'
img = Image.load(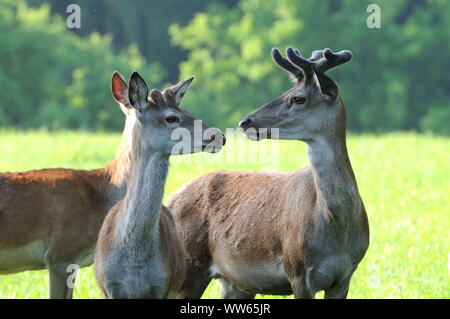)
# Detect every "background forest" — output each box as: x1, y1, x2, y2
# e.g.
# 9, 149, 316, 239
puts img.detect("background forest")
0, 0, 449, 134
